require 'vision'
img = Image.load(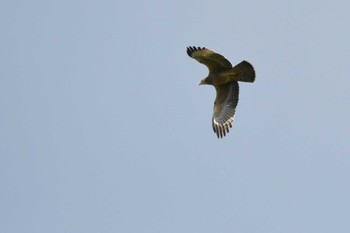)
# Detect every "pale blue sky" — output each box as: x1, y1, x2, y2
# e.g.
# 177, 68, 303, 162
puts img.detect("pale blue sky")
1, 0, 350, 232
